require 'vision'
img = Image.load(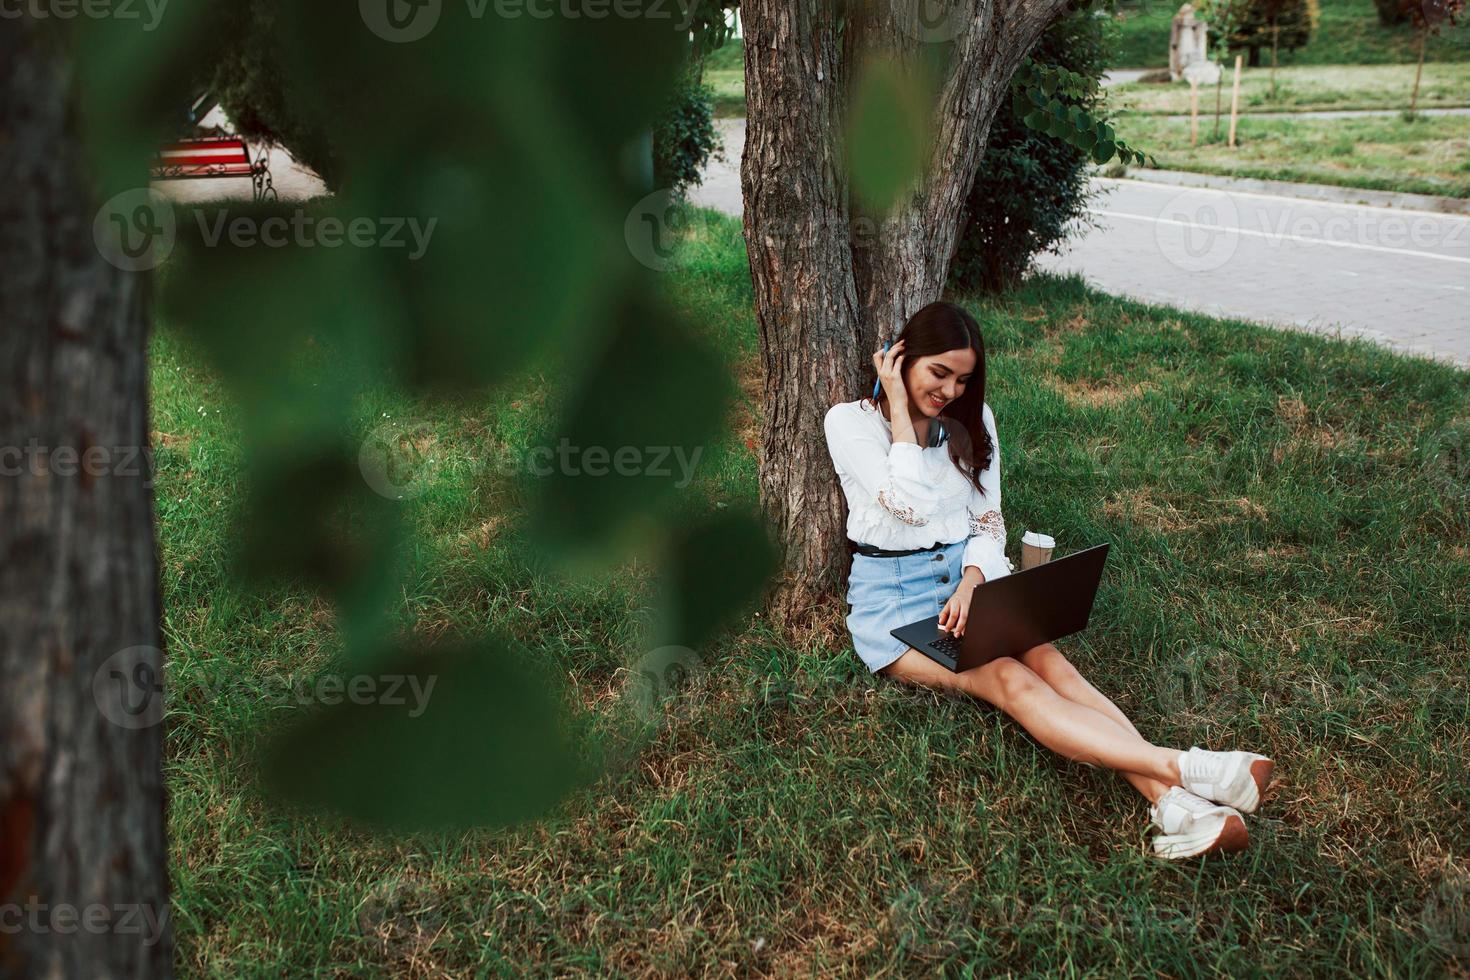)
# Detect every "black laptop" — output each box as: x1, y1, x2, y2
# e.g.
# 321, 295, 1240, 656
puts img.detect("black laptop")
890, 543, 1110, 672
